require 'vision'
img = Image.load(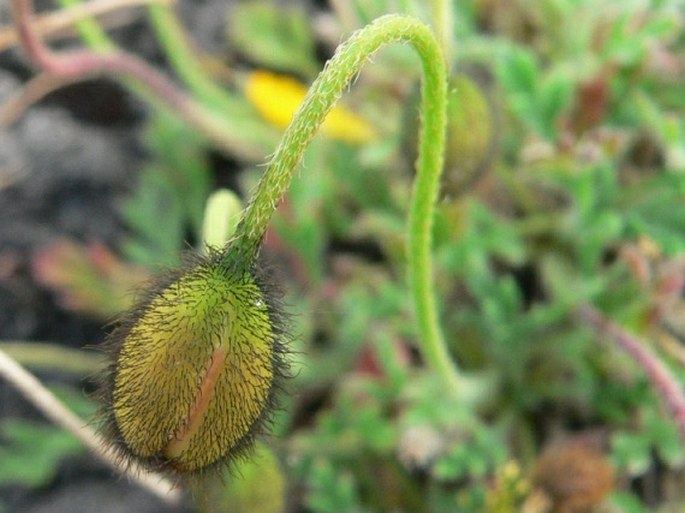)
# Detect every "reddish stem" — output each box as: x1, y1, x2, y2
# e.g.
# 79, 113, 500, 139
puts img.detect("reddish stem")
578, 304, 685, 441
10, 0, 189, 115
8, 0, 260, 158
